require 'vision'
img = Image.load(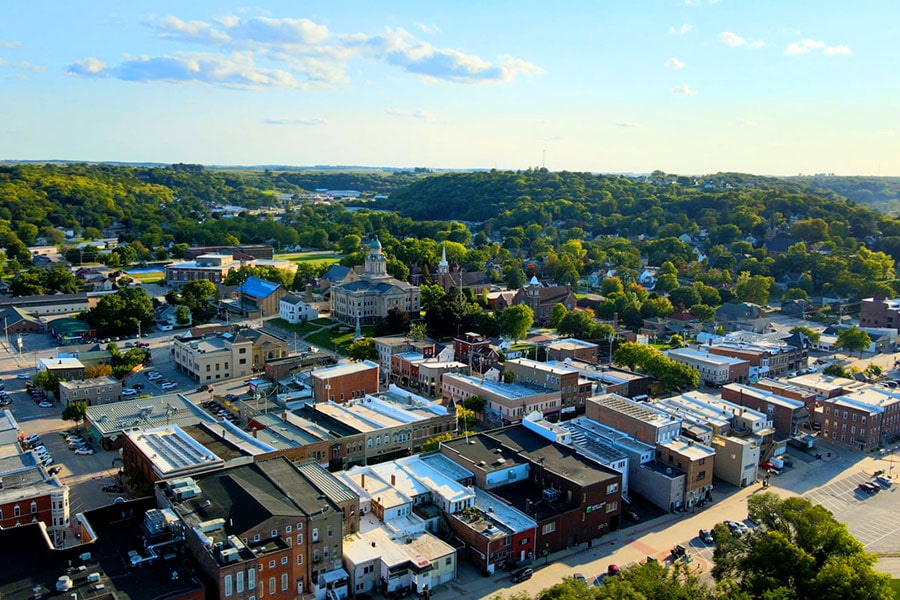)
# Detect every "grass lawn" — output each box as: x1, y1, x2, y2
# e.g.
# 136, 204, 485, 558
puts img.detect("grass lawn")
275, 252, 341, 267
889, 579, 900, 598
268, 318, 322, 335
128, 271, 165, 282
309, 317, 336, 326
306, 325, 377, 354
